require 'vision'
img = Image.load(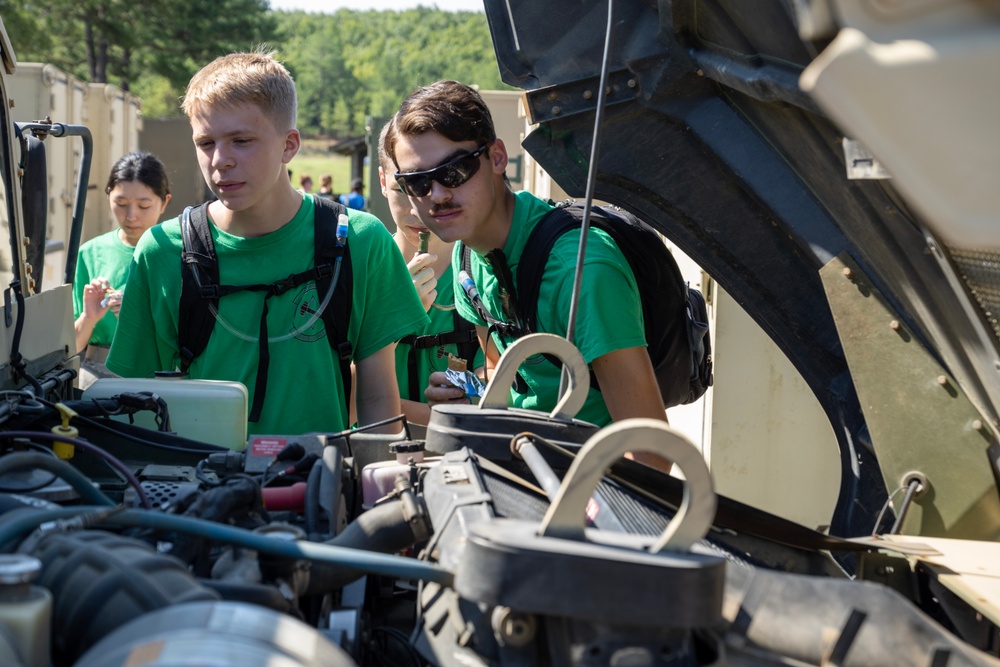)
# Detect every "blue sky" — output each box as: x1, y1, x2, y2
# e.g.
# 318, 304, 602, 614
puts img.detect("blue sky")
269, 0, 483, 11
